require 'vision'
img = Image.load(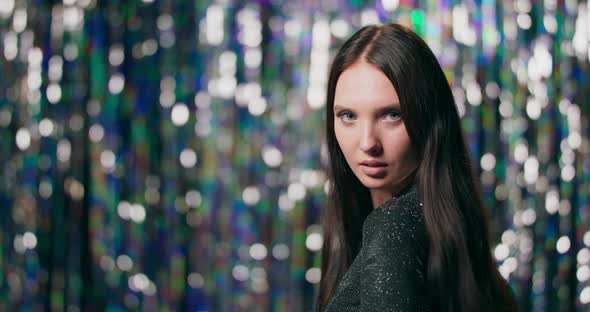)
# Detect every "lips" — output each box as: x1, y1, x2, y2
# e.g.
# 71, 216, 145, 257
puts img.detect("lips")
359, 160, 387, 178
359, 160, 387, 167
